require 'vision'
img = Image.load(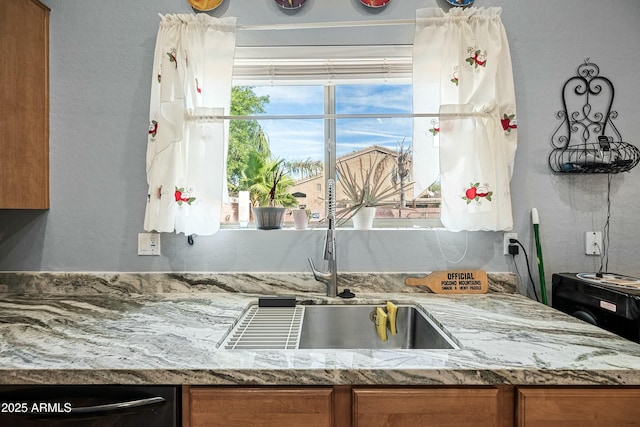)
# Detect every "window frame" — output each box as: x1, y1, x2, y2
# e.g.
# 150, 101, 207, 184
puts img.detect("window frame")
224, 45, 442, 229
